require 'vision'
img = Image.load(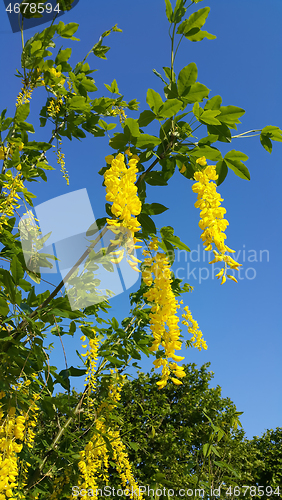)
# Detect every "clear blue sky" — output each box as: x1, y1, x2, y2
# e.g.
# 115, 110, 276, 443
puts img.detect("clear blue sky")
1, 0, 281, 440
